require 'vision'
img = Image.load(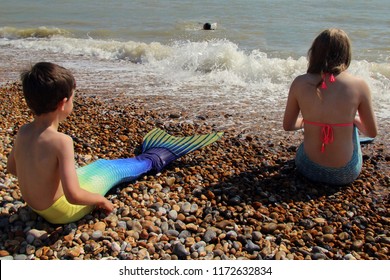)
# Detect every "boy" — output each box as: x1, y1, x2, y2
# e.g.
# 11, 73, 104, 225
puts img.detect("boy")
7, 62, 114, 223
7, 62, 223, 224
